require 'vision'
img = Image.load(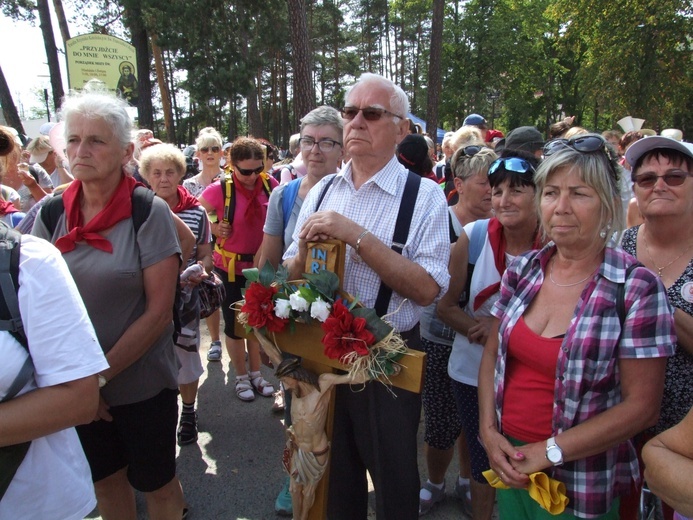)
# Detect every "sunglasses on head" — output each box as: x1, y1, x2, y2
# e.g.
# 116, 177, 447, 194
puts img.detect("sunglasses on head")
632, 169, 693, 189
488, 157, 535, 177
543, 135, 616, 160
236, 165, 264, 176
200, 146, 220, 154
461, 145, 483, 157
341, 106, 404, 122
